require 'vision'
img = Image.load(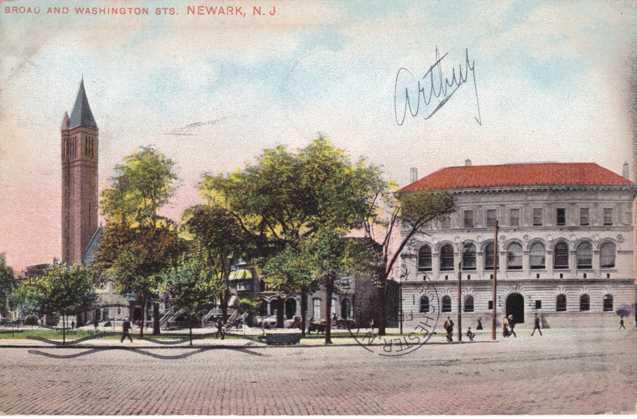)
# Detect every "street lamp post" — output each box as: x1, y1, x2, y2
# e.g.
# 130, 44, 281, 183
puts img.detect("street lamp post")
457, 260, 462, 342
